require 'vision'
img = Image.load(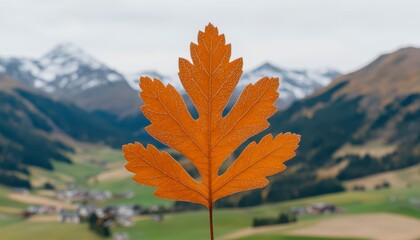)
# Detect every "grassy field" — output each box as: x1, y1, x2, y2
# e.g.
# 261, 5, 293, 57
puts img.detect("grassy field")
0, 220, 102, 240
1, 145, 419, 240
112, 187, 420, 240
0, 187, 26, 209
27, 144, 124, 189
0, 185, 419, 239
238, 236, 366, 240
90, 177, 170, 207
0, 214, 21, 228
